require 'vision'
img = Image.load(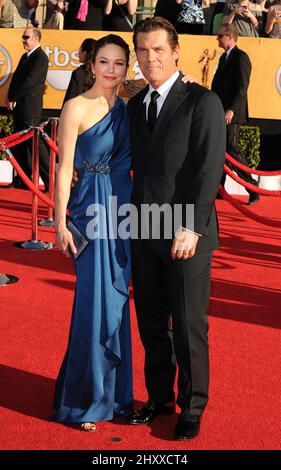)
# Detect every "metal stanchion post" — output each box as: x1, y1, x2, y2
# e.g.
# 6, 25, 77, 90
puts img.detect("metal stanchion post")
39, 117, 59, 227
19, 127, 53, 250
